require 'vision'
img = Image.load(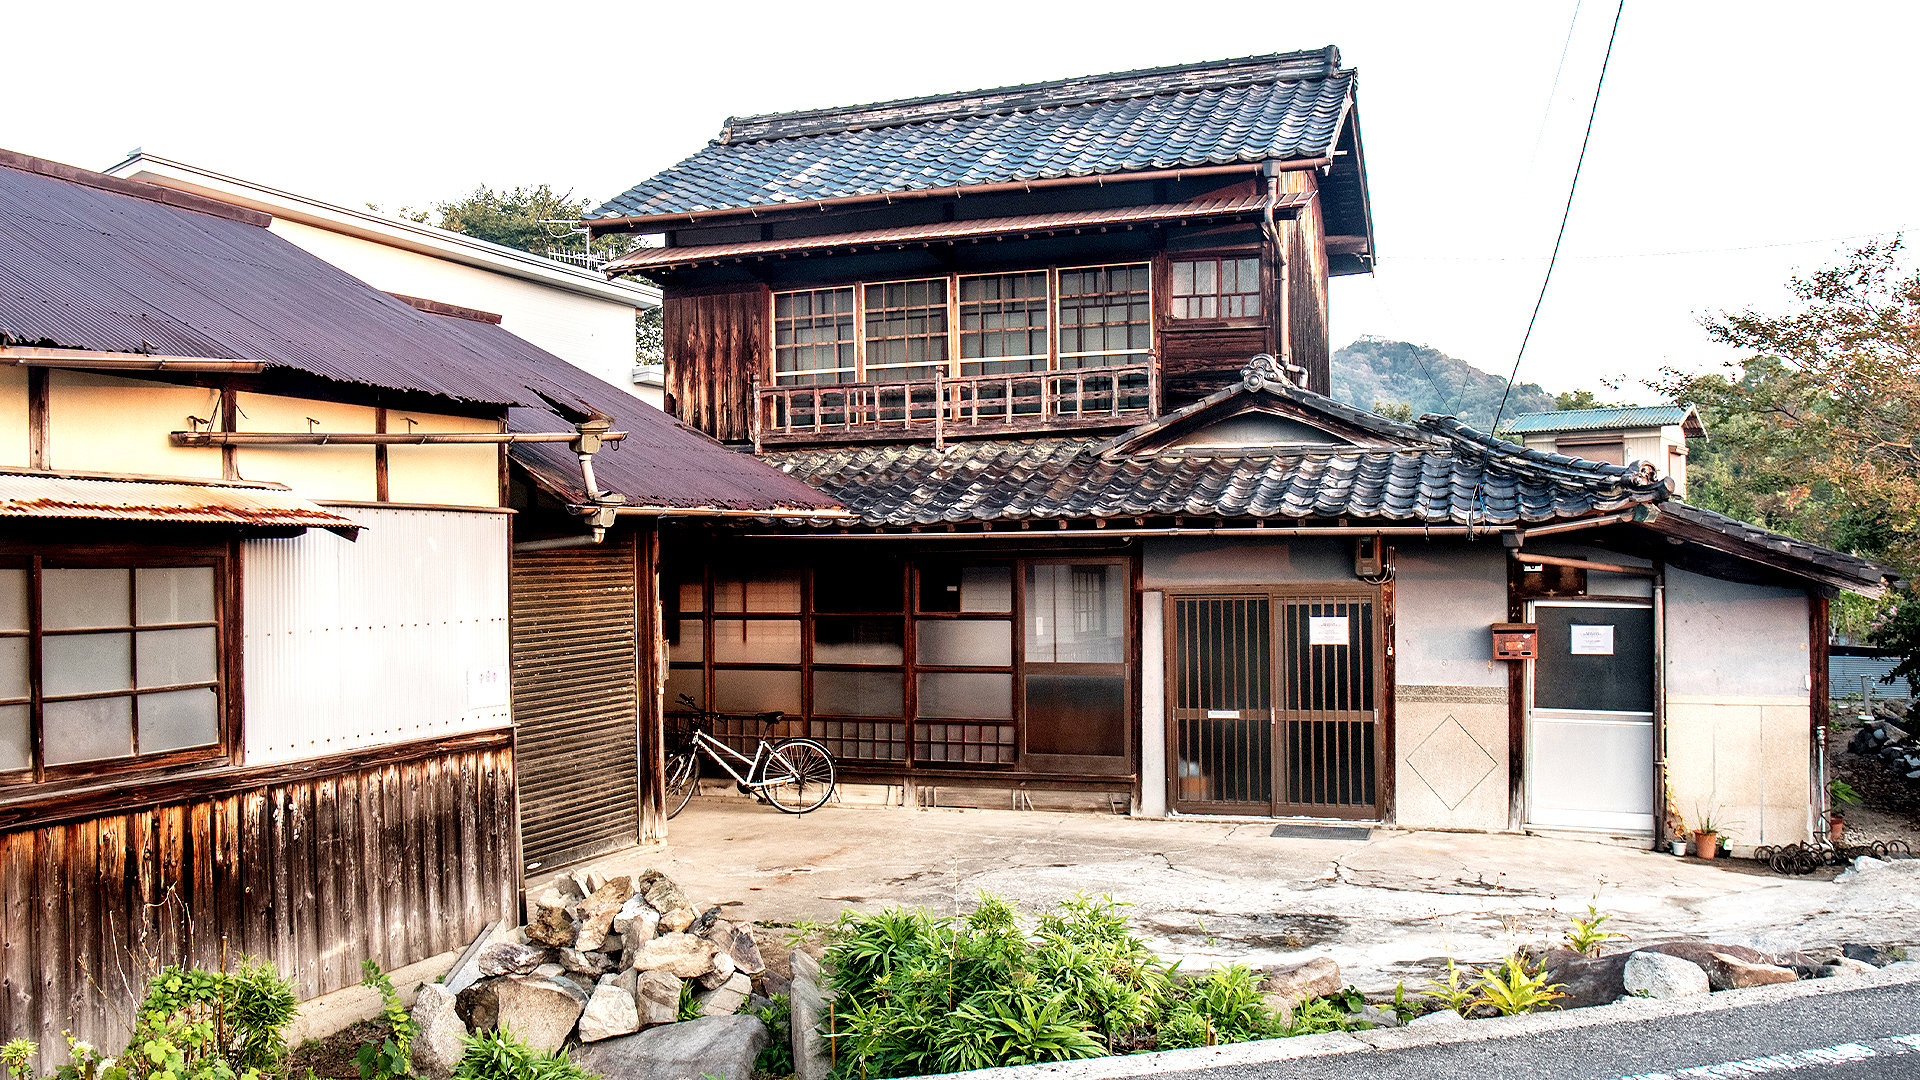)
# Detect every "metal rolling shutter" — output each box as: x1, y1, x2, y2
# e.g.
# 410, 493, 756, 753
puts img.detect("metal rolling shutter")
511, 536, 640, 873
